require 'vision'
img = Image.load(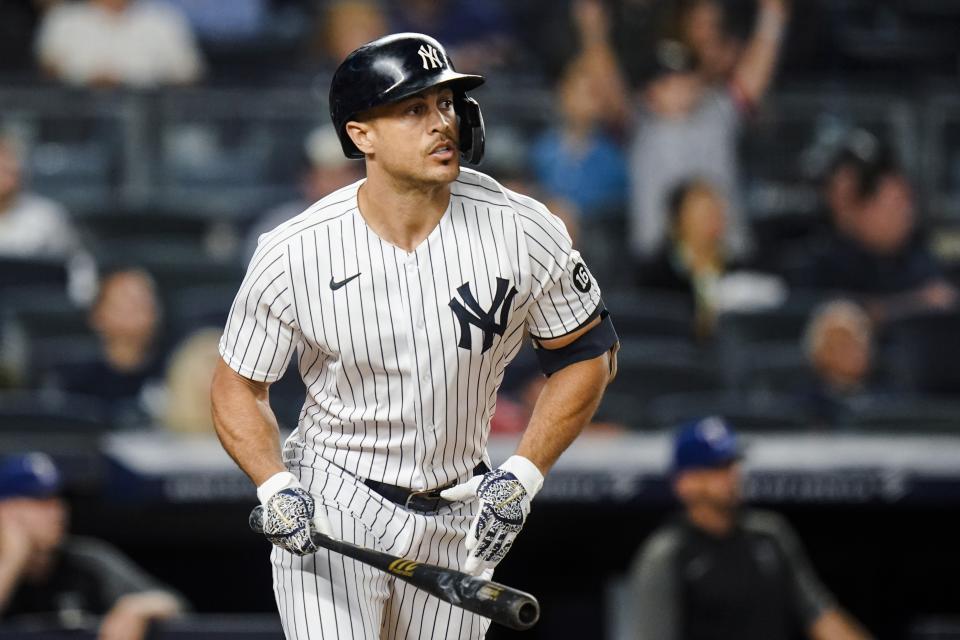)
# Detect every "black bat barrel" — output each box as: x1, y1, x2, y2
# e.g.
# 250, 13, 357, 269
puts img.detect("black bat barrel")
249, 505, 539, 630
